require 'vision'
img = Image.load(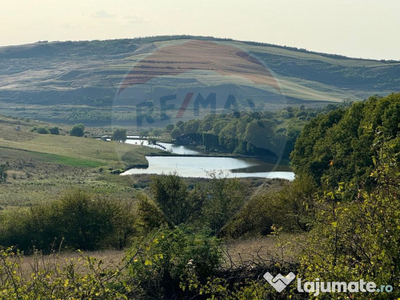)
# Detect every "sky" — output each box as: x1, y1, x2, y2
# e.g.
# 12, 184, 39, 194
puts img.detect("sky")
1, 0, 399, 60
